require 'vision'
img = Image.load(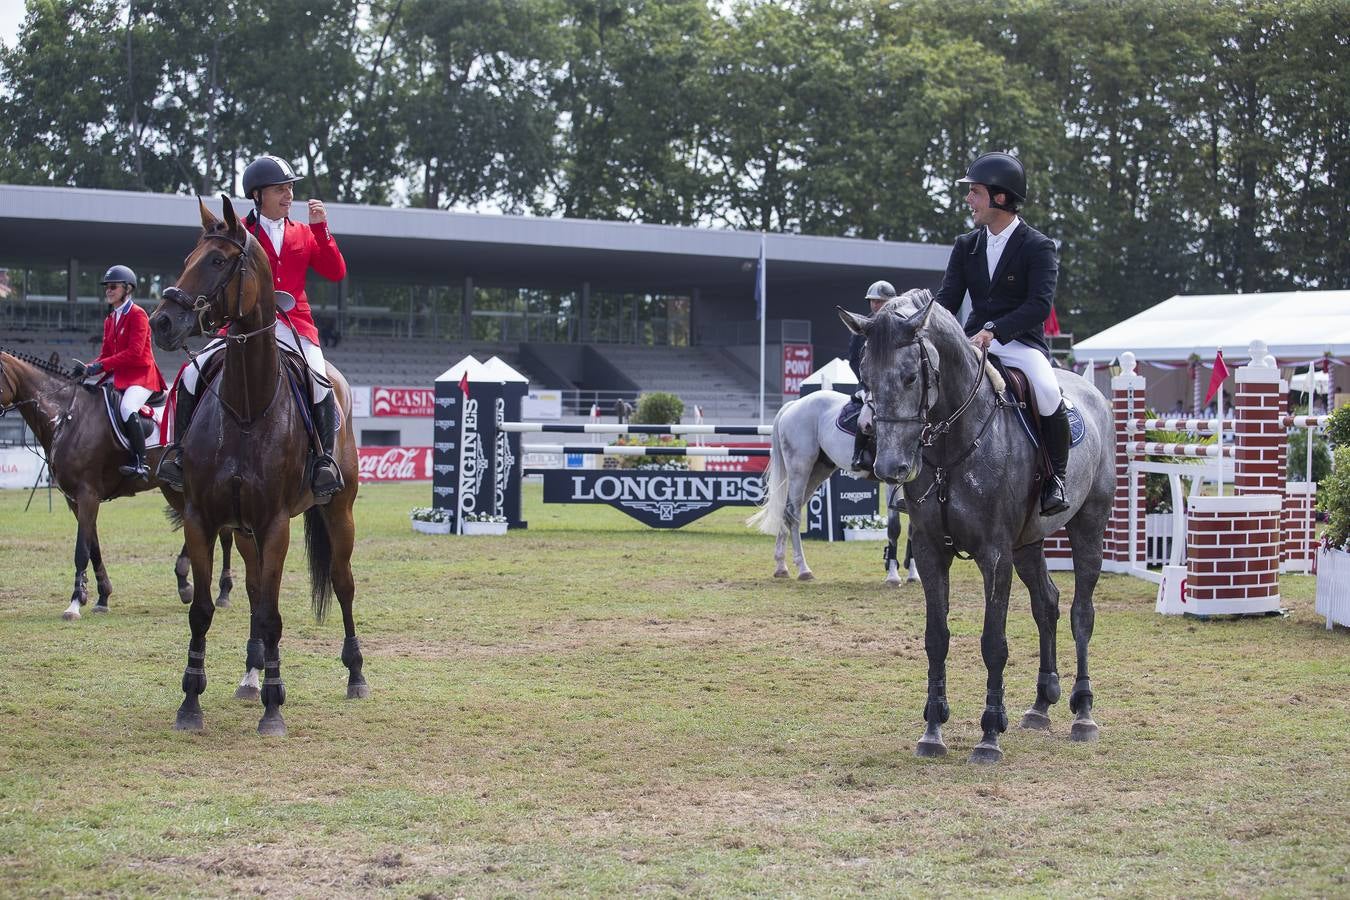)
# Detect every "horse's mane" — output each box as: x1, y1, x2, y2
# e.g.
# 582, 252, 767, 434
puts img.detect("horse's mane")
0, 347, 77, 382
874, 291, 1006, 393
